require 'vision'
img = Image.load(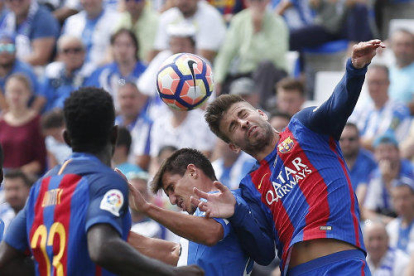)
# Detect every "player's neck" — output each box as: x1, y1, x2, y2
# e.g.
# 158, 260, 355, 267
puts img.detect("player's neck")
92, 148, 113, 167
252, 130, 280, 162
